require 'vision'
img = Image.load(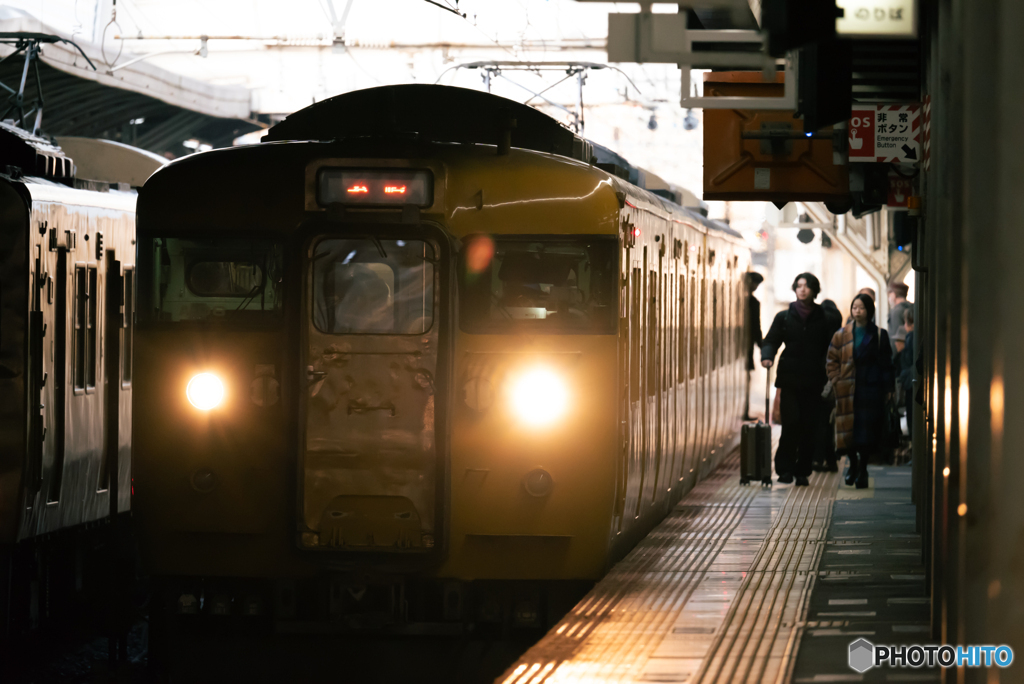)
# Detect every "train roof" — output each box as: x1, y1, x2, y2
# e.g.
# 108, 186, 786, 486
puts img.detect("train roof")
263, 84, 738, 240
0, 120, 160, 211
